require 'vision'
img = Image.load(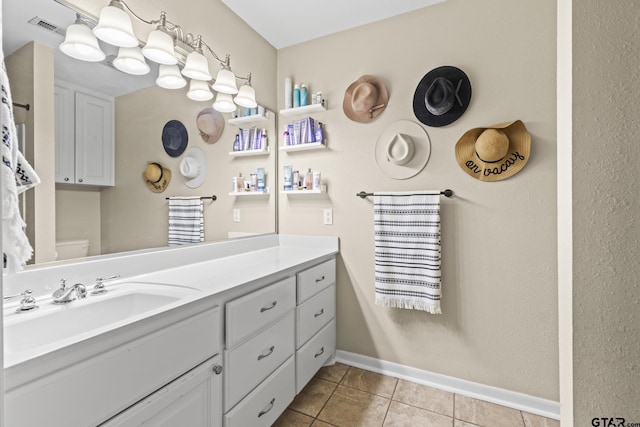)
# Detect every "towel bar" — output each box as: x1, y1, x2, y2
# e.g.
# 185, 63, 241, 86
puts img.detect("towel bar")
165, 195, 217, 201
356, 189, 453, 198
